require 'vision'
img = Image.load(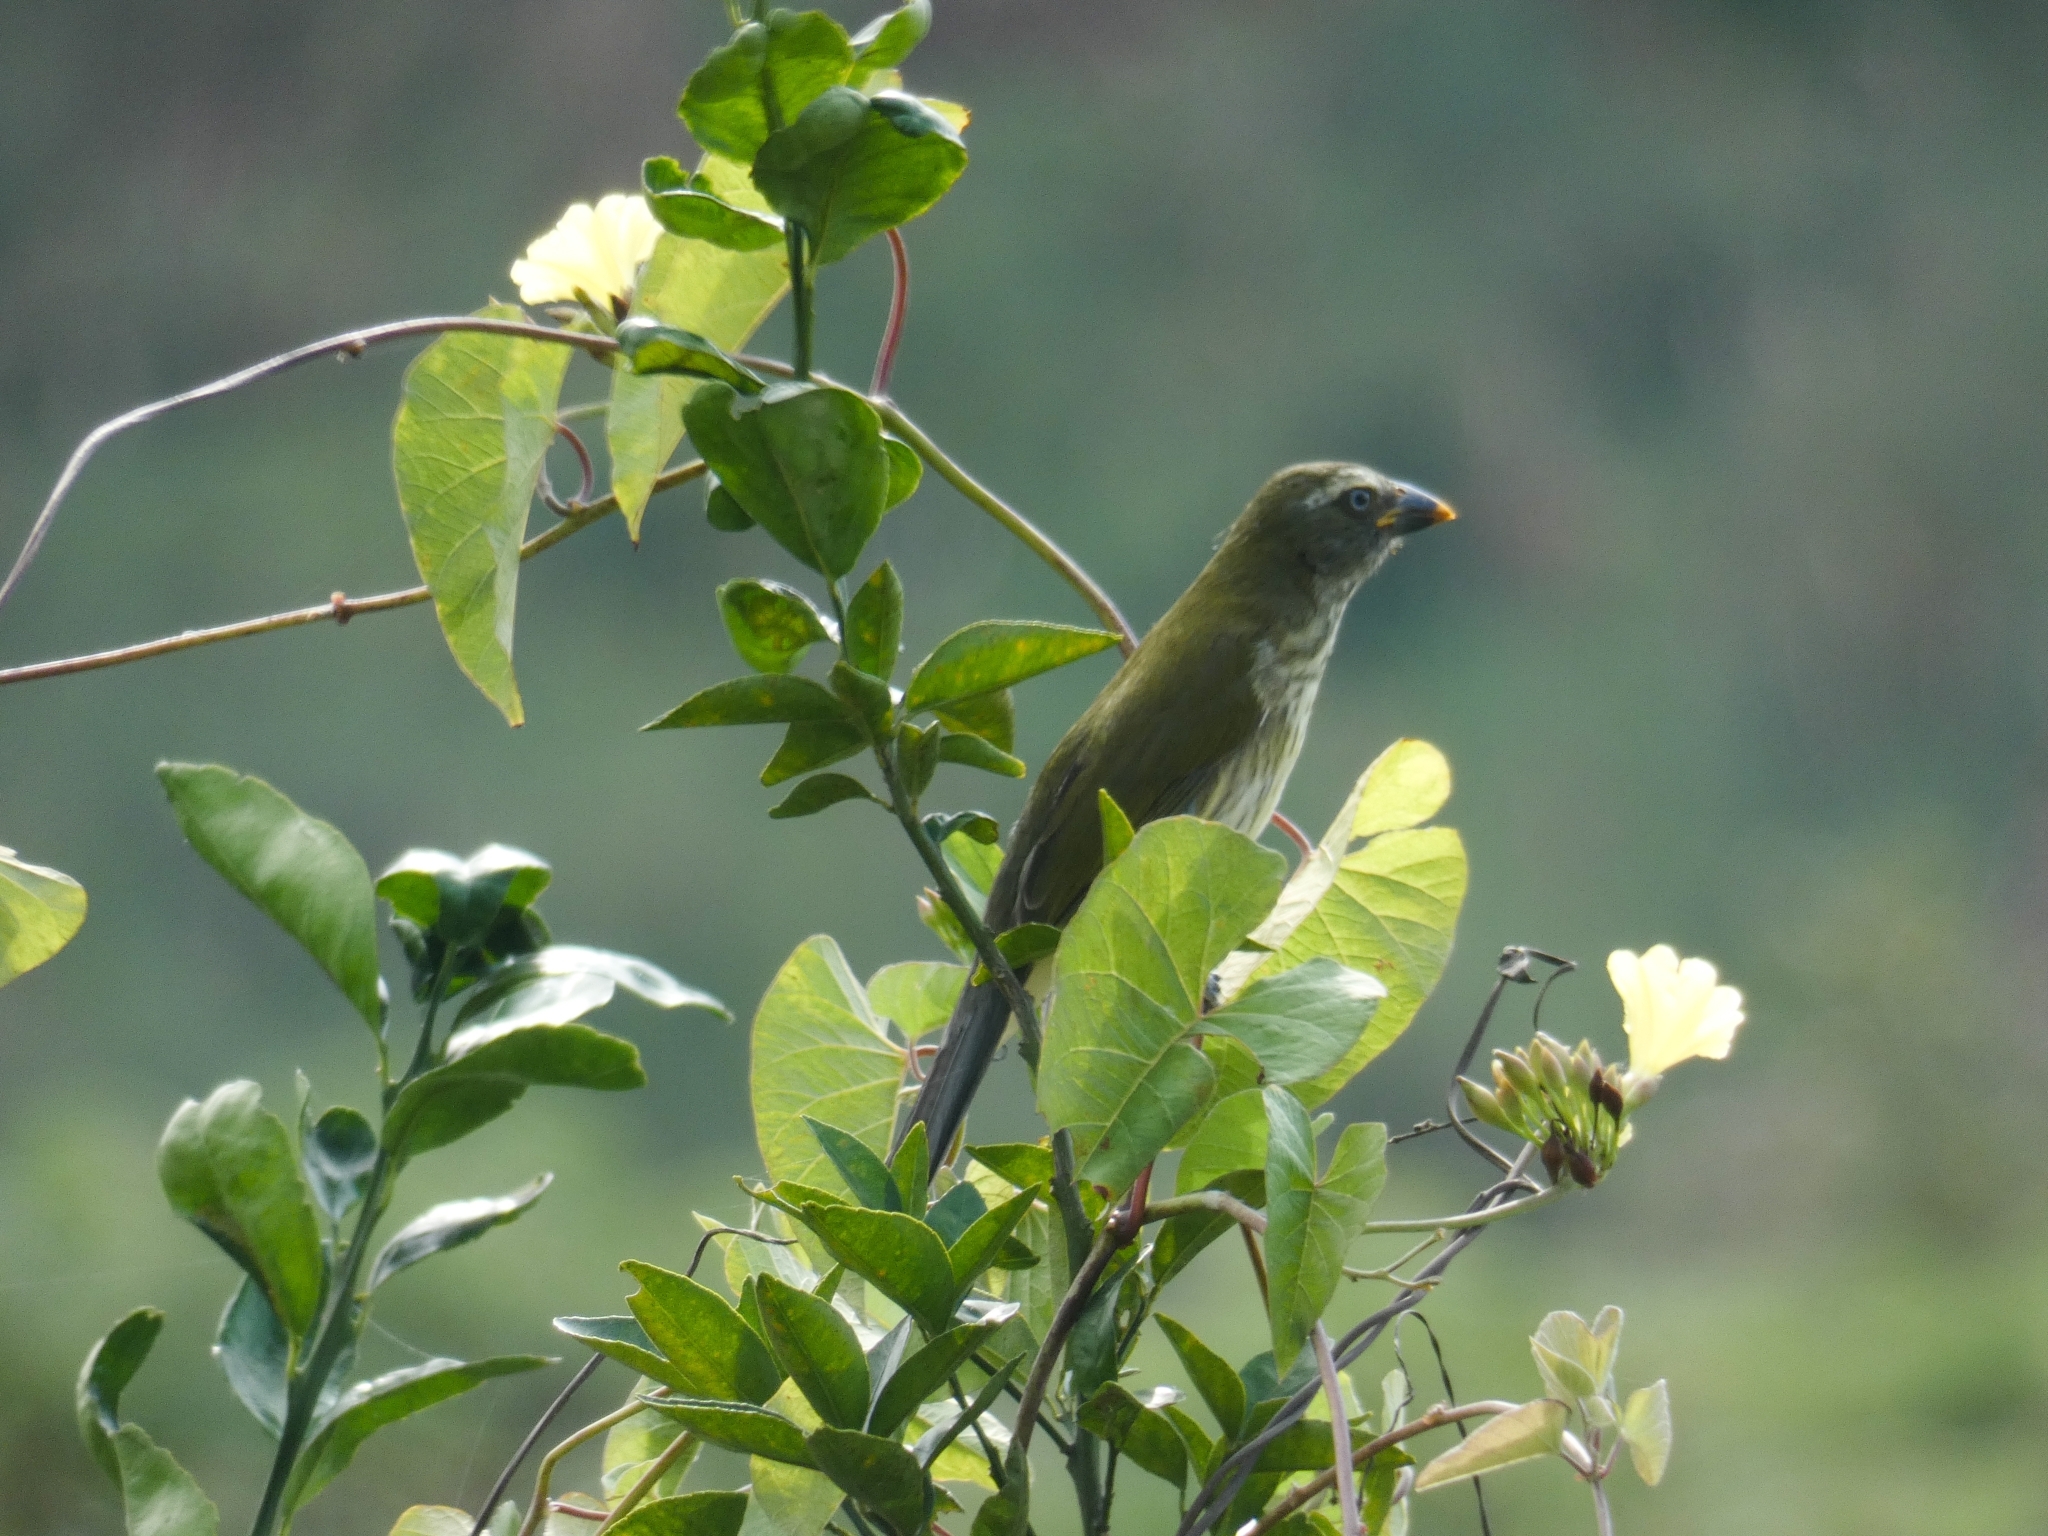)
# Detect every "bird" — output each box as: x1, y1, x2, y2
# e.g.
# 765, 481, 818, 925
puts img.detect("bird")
898, 461, 1456, 1163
